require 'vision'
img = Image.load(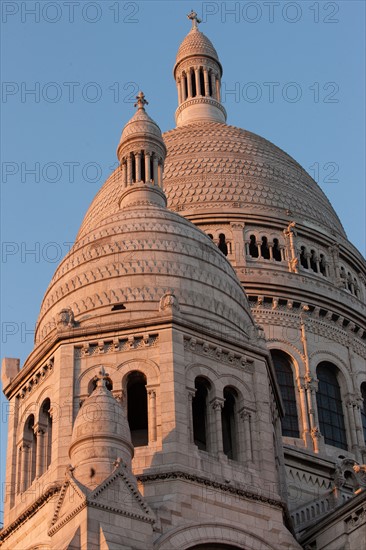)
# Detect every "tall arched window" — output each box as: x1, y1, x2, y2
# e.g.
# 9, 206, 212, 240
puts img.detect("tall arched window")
273, 238, 282, 261
271, 350, 300, 438
20, 415, 36, 492
39, 398, 53, 473
361, 382, 366, 445
316, 362, 347, 450
260, 236, 270, 259
192, 377, 210, 451
300, 246, 308, 269
249, 235, 258, 258
127, 371, 148, 447
221, 387, 238, 460
218, 233, 228, 256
